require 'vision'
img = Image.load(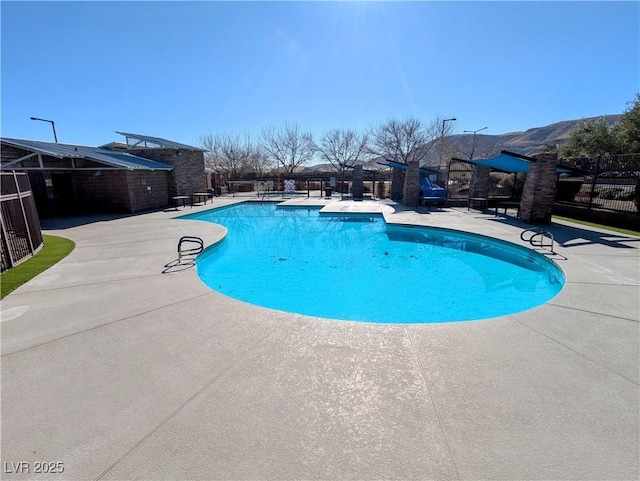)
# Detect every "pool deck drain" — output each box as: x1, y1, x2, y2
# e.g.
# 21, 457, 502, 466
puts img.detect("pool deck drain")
1, 198, 638, 480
